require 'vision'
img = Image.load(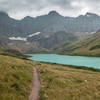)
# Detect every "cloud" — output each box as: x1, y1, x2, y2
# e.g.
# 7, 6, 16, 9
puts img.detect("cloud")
0, 0, 100, 19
